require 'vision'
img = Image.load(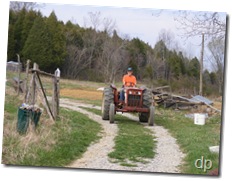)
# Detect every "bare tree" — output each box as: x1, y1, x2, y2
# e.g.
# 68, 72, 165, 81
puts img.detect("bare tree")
103, 17, 117, 36
64, 45, 90, 79
158, 29, 175, 50
208, 38, 225, 94
83, 12, 103, 69
85, 12, 102, 30
95, 27, 129, 84
83, 12, 126, 83
63, 26, 92, 79
174, 11, 226, 40
10, 1, 43, 11
174, 10, 226, 95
